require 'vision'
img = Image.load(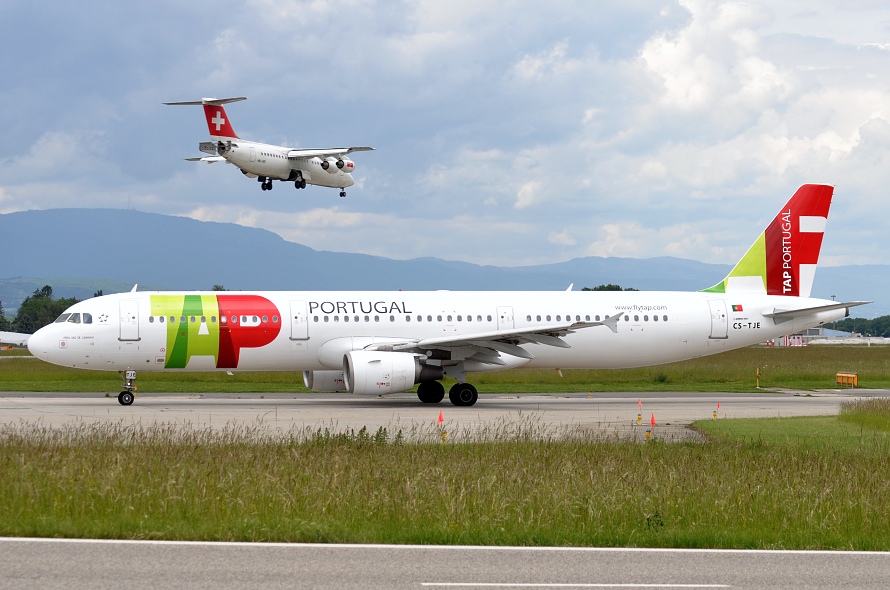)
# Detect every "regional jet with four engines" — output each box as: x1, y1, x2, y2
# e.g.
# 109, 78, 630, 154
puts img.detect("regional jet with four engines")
27, 185, 866, 406
164, 97, 373, 197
